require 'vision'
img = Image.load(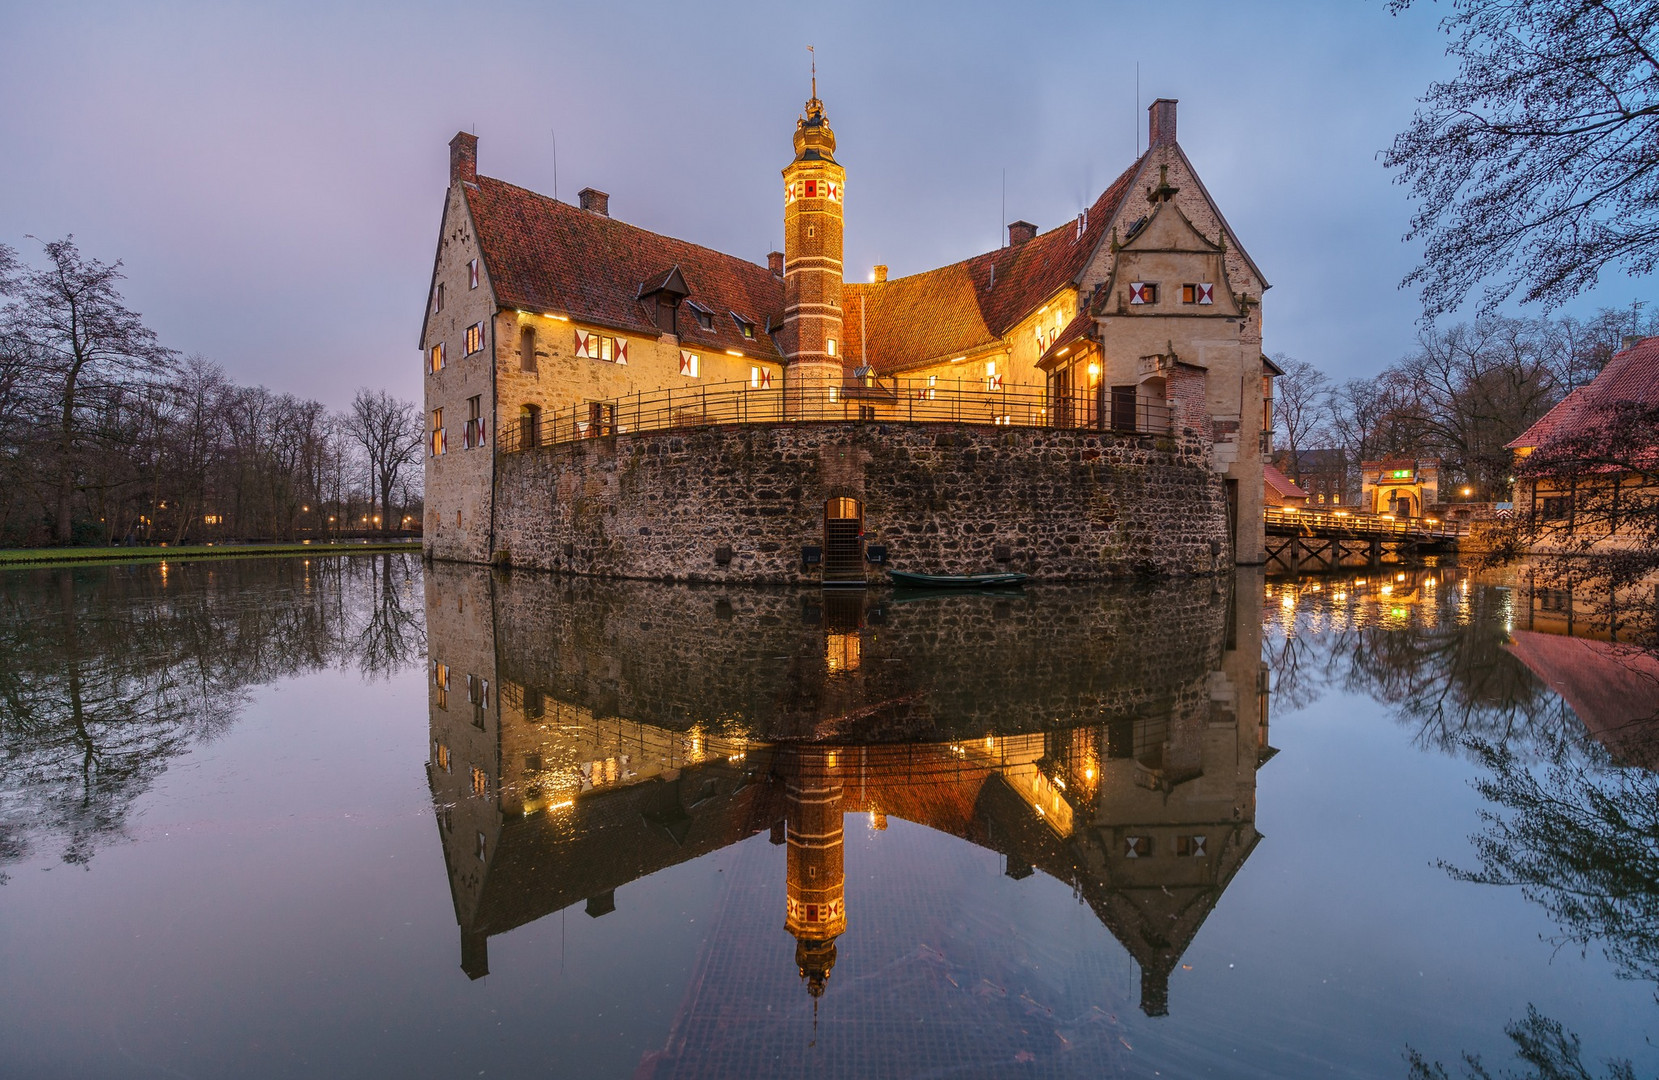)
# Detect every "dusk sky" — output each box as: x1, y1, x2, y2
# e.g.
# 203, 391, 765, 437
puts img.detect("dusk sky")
3, 0, 1652, 410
